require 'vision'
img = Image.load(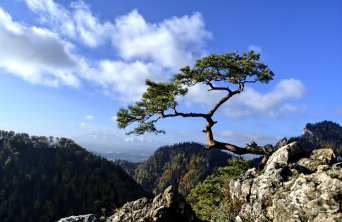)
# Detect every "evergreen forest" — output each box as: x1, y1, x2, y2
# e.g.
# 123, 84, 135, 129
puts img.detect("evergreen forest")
0, 130, 146, 222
